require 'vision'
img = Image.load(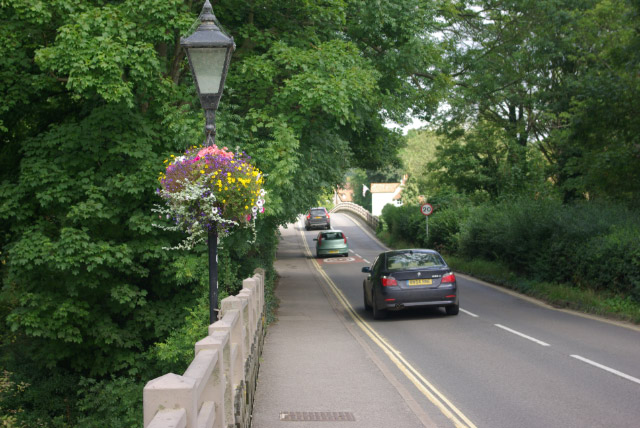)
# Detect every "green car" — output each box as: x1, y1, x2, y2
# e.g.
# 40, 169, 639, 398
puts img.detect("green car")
314, 230, 349, 258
